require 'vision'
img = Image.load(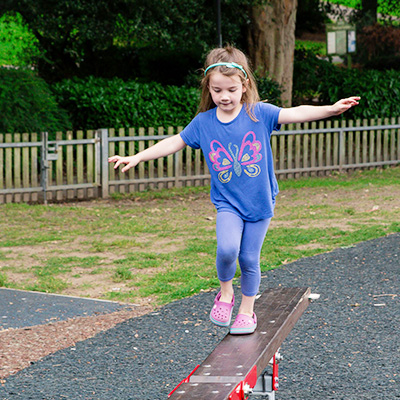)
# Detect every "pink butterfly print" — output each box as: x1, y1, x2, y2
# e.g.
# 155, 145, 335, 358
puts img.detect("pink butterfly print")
209, 131, 262, 183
